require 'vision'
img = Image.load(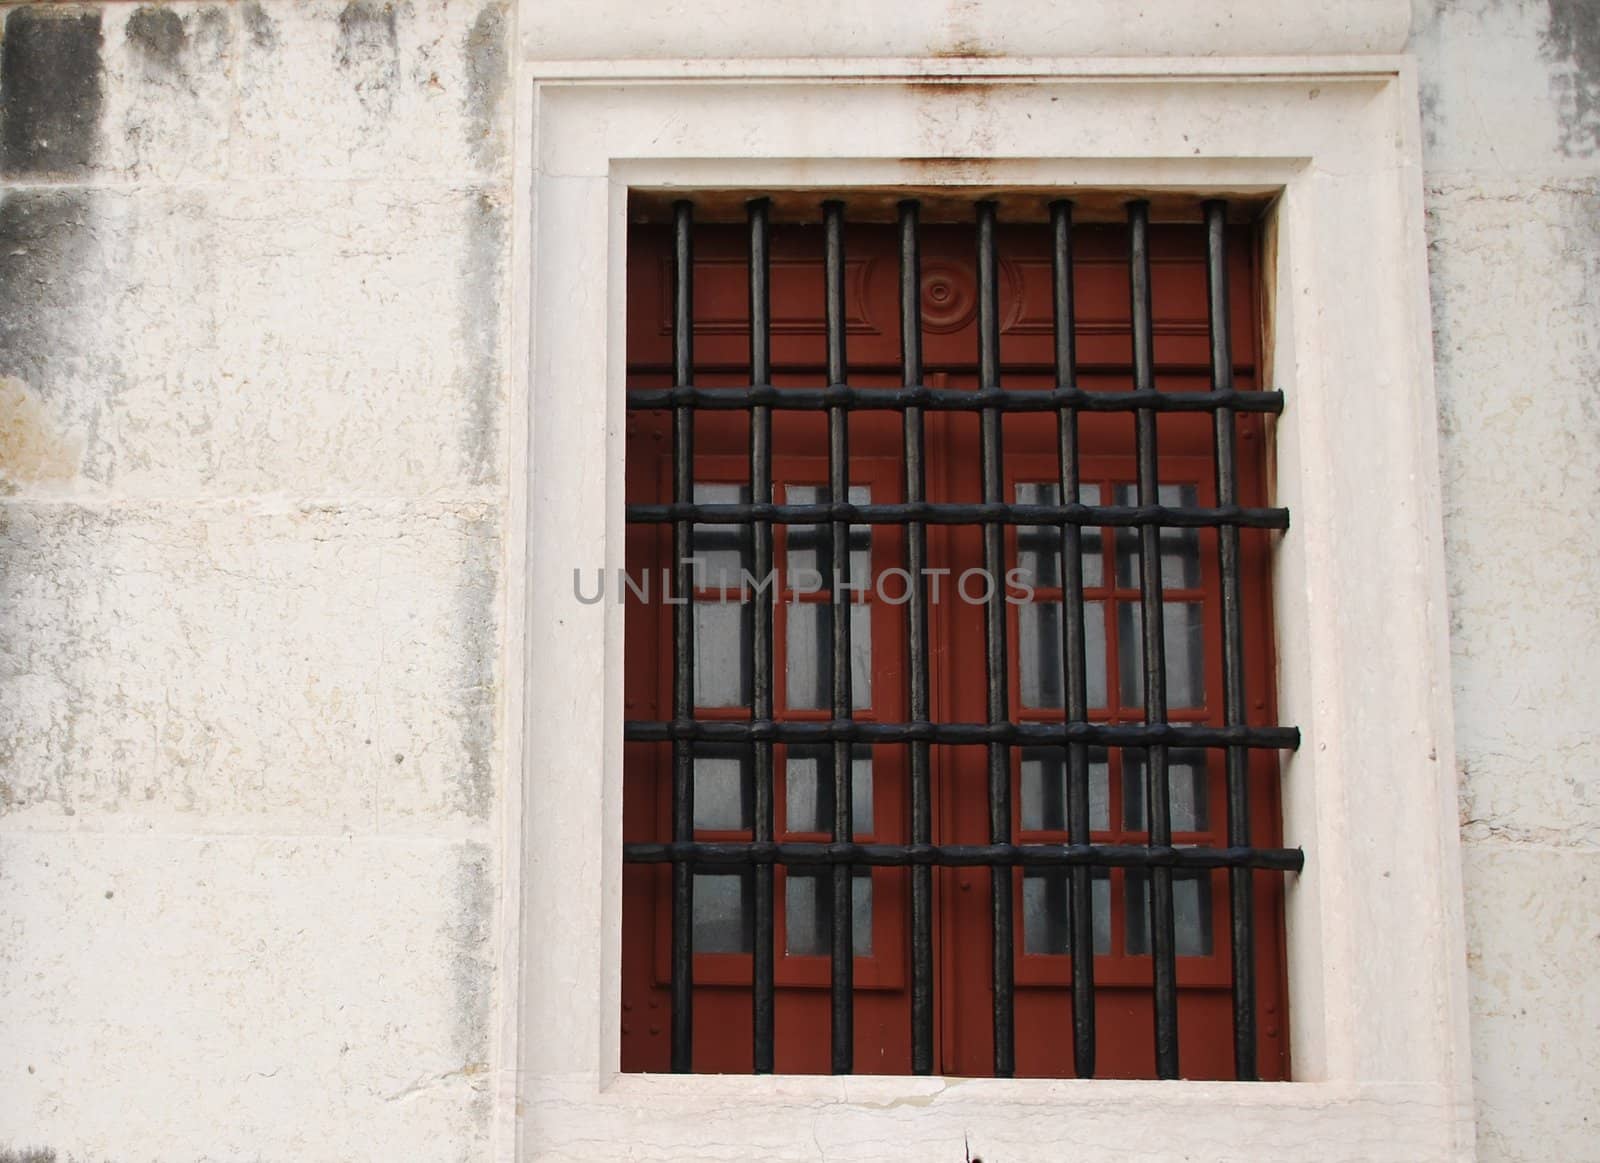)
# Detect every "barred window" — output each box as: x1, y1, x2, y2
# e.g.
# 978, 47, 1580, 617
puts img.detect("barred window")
620, 194, 1298, 1081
